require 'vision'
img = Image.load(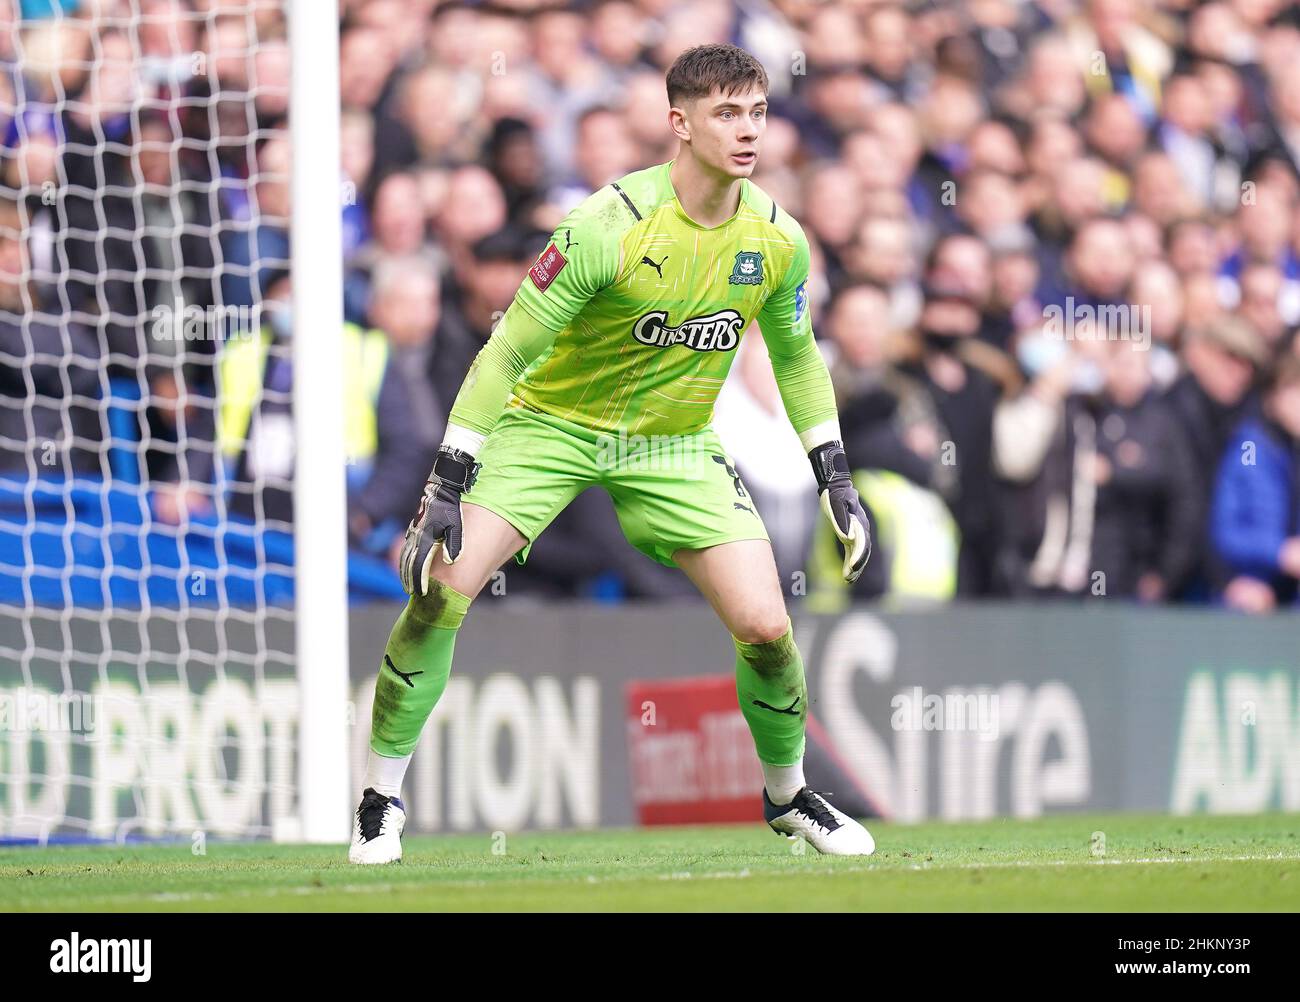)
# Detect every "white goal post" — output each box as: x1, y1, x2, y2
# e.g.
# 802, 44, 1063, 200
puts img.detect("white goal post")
288, 0, 351, 844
